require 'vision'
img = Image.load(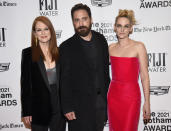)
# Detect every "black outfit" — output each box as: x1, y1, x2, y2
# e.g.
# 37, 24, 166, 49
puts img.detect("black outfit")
60, 31, 110, 131
21, 47, 66, 131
